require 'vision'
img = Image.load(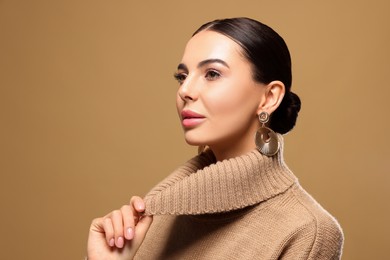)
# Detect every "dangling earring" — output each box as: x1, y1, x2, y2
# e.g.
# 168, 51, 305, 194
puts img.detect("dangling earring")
255, 111, 280, 156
